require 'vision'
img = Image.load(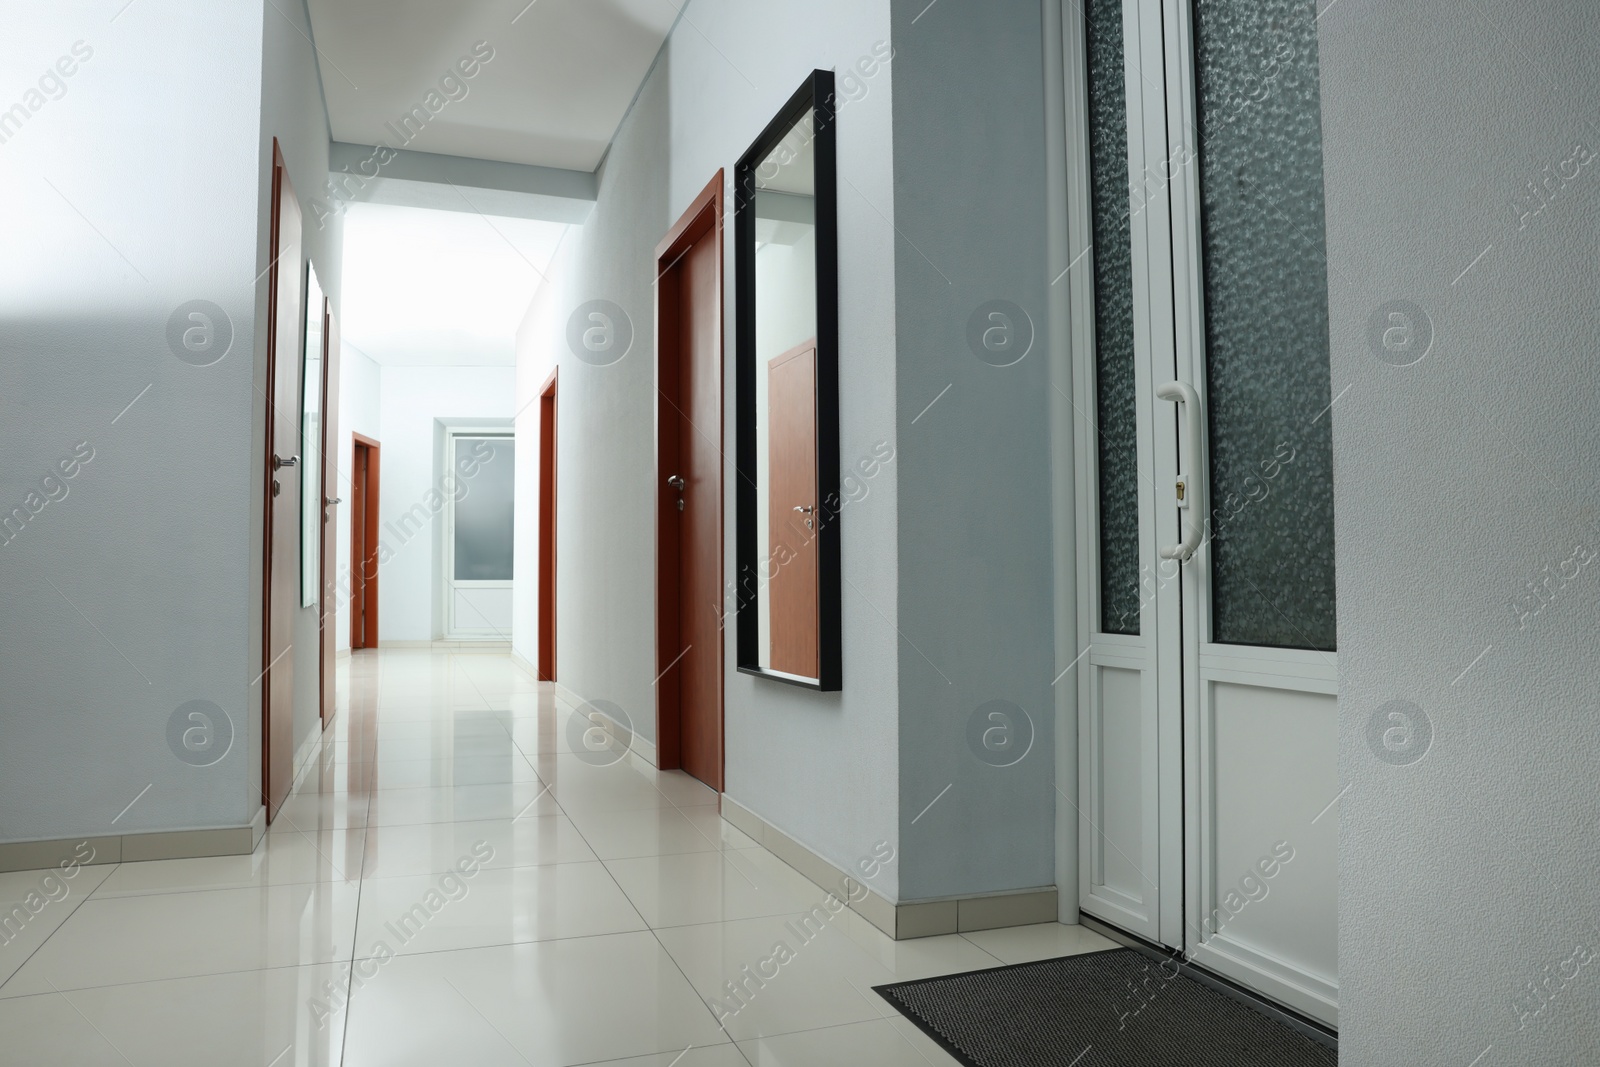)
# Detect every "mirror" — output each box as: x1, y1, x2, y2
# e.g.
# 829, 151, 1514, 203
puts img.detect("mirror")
300, 264, 324, 609
736, 70, 841, 690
